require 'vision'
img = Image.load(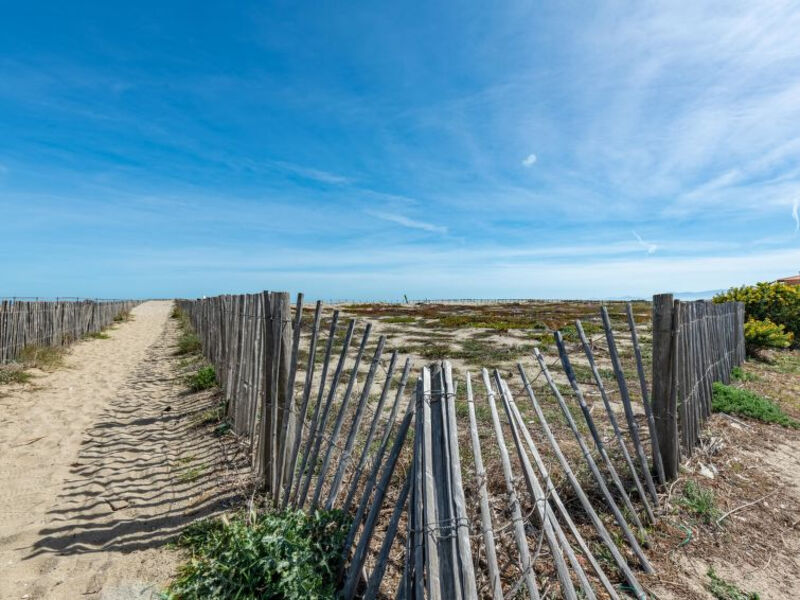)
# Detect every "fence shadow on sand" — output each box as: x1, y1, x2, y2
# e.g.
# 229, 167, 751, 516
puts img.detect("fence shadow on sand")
27, 326, 247, 559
